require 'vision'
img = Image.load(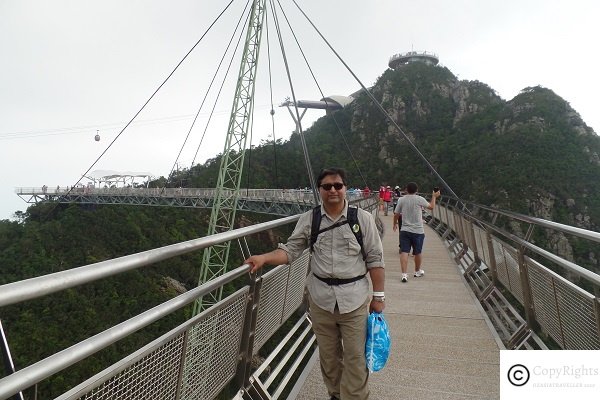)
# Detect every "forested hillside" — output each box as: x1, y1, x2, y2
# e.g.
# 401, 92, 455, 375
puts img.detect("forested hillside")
0, 204, 289, 397
2, 61, 600, 398
182, 62, 600, 272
